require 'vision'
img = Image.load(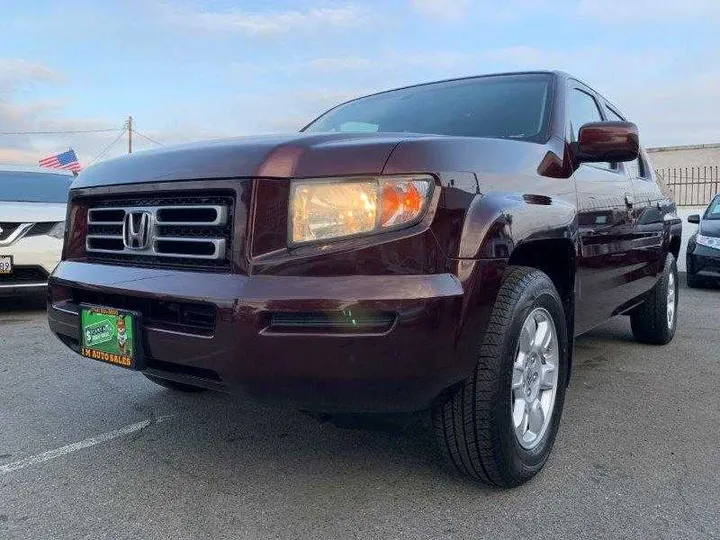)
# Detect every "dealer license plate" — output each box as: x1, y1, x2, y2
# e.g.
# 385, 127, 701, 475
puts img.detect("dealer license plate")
0, 255, 12, 275
80, 306, 139, 369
